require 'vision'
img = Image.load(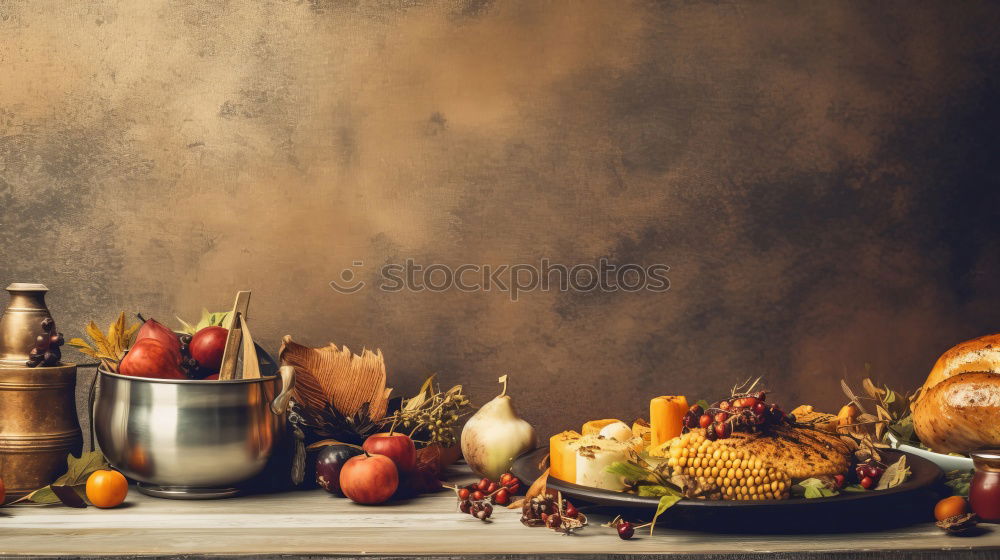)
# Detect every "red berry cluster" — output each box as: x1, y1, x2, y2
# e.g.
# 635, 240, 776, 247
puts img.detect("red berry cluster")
682, 392, 793, 440
456, 474, 521, 521
855, 461, 886, 489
